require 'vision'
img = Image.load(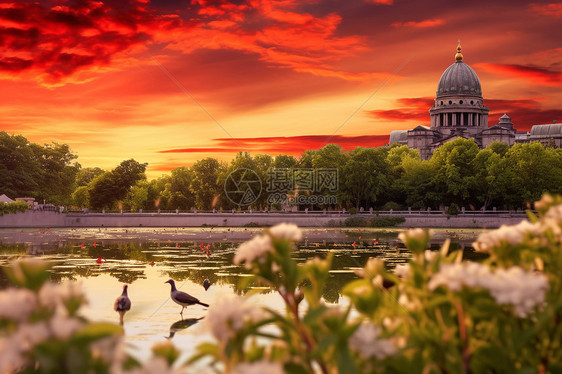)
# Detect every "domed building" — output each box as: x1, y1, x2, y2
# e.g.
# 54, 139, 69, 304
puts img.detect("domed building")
388, 42, 554, 159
